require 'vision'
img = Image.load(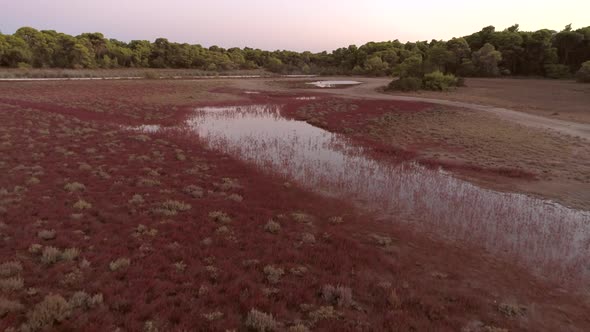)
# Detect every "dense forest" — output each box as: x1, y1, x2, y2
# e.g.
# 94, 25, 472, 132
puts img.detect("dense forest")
1, 24, 589, 79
